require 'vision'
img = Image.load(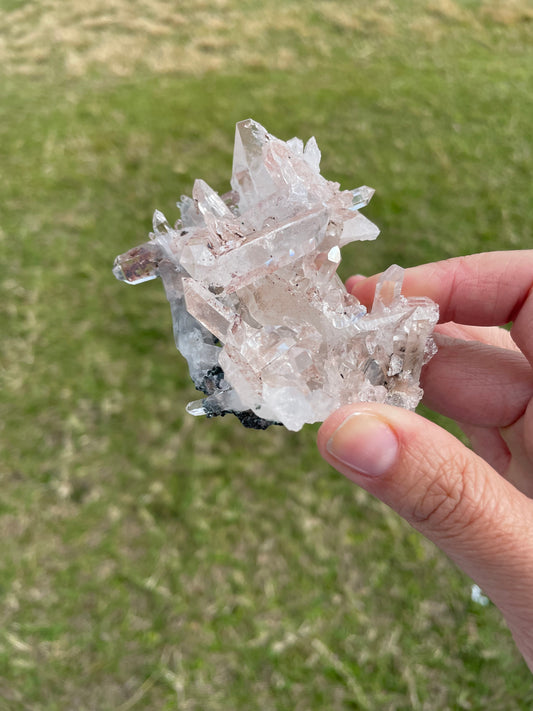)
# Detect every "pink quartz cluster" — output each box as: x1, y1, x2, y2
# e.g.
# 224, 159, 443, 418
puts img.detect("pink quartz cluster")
113, 119, 438, 430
